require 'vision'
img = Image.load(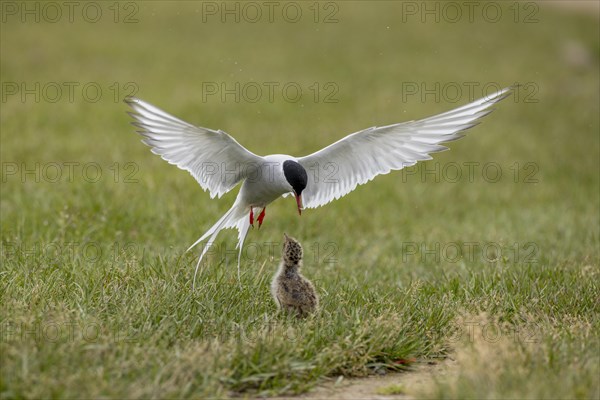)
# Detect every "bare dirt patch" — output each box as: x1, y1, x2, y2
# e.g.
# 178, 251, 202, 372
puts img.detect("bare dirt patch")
267, 359, 457, 400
